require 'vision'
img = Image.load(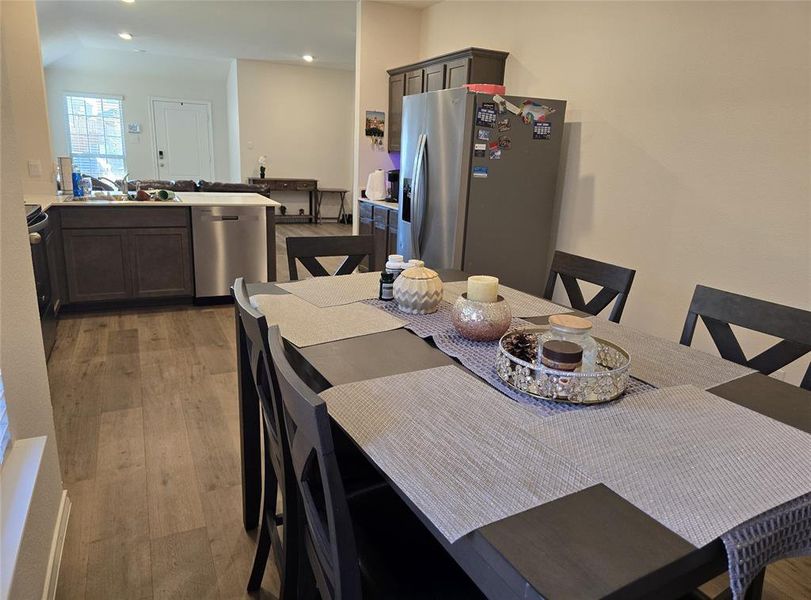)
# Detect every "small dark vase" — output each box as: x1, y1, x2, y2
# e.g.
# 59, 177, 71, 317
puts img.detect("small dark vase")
280, 205, 287, 215
259, 166, 266, 179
